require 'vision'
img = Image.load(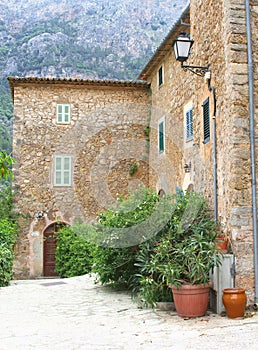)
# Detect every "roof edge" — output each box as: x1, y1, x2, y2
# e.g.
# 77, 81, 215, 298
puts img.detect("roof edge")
8, 76, 148, 88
